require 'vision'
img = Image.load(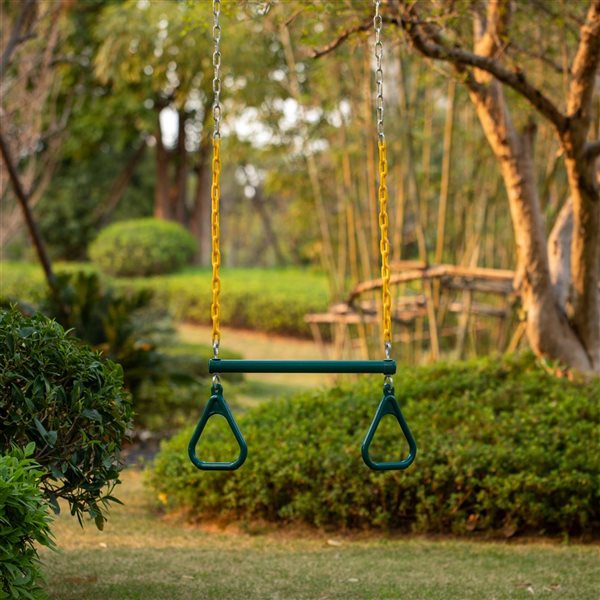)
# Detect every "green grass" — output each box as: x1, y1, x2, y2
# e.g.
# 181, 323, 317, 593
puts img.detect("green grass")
40, 470, 600, 600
